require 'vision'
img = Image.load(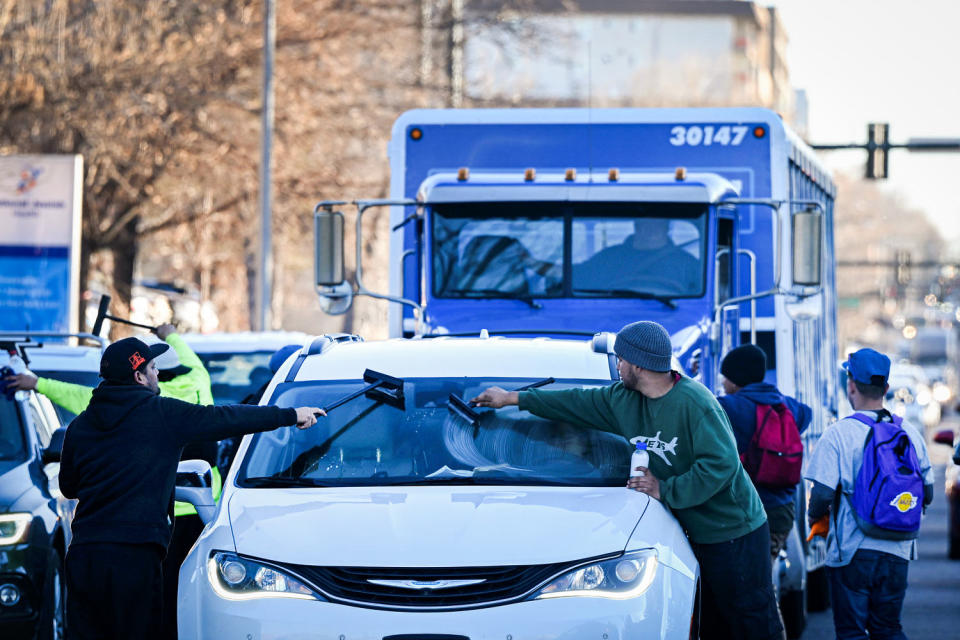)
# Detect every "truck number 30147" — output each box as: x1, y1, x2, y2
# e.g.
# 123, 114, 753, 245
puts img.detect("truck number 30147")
669, 125, 749, 147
